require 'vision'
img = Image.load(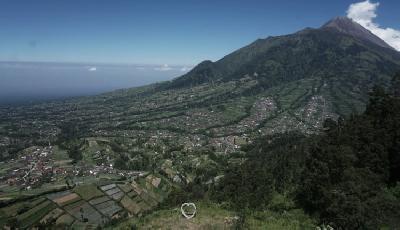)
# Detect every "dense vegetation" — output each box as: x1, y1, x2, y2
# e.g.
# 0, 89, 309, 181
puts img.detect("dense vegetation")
212, 73, 400, 229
